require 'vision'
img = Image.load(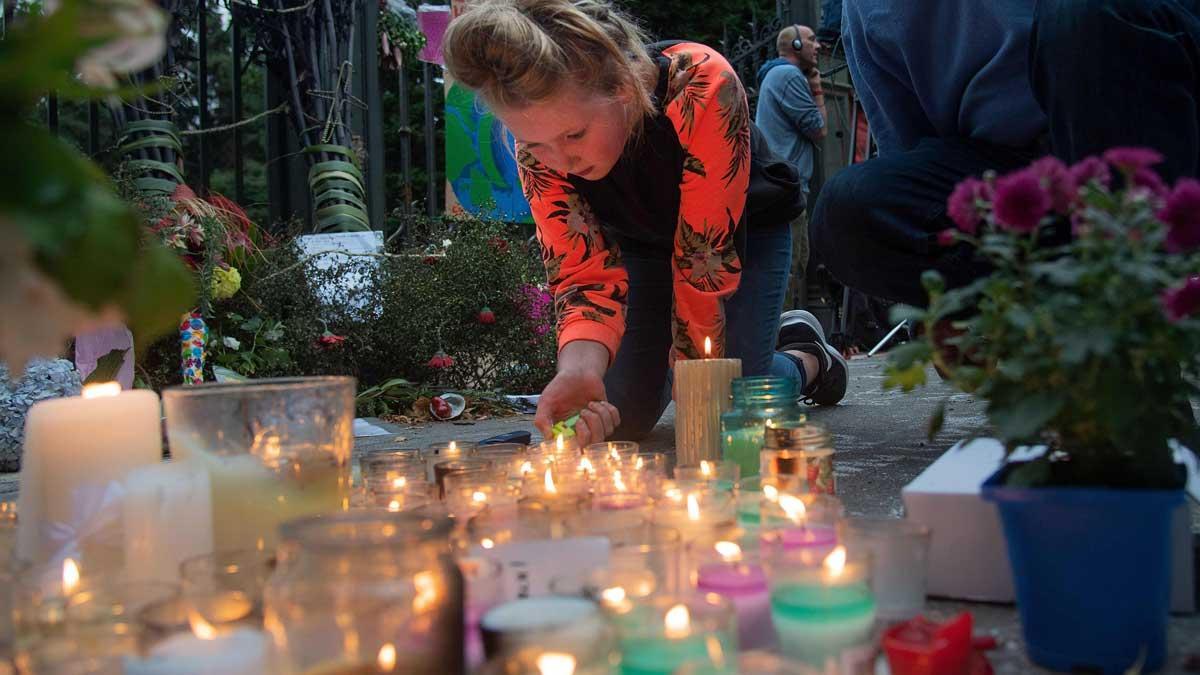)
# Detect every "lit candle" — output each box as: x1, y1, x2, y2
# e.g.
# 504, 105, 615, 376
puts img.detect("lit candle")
767, 545, 876, 665
122, 460, 214, 583
760, 494, 838, 563
650, 490, 736, 544
16, 382, 162, 566
672, 337, 741, 466
592, 470, 651, 511
617, 598, 735, 675
694, 541, 777, 651
123, 613, 269, 675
